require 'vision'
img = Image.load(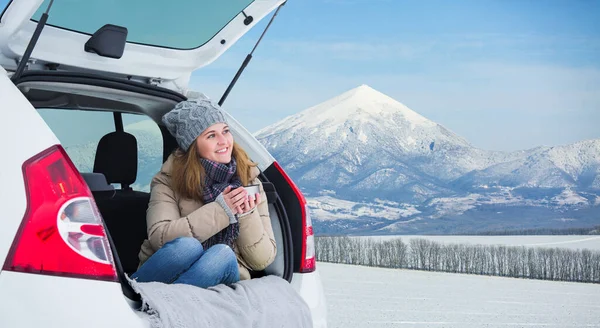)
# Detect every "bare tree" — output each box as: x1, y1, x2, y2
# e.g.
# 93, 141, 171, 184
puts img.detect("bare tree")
315, 236, 600, 283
